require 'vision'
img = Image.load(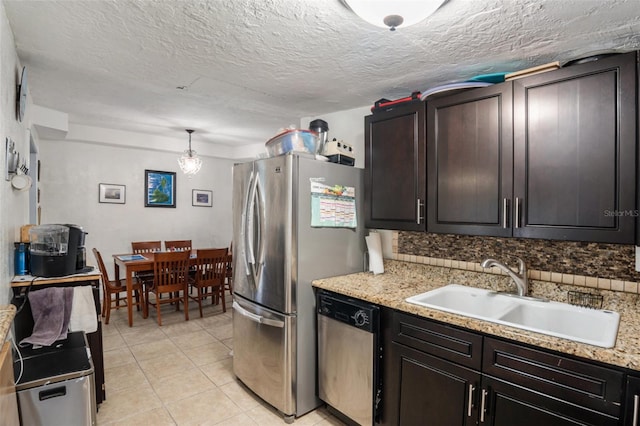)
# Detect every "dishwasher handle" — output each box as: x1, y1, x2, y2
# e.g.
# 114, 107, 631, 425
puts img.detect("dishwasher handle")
233, 301, 284, 328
